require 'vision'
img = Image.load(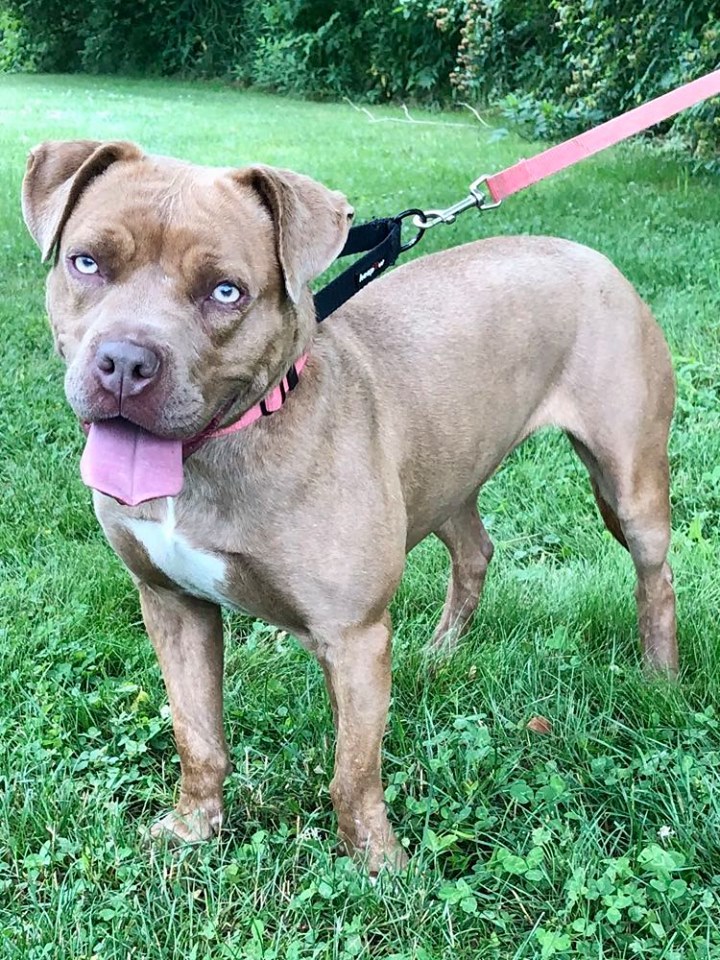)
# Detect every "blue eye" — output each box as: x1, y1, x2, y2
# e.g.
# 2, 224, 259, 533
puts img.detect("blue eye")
211, 282, 242, 304
73, 254, 99, 275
